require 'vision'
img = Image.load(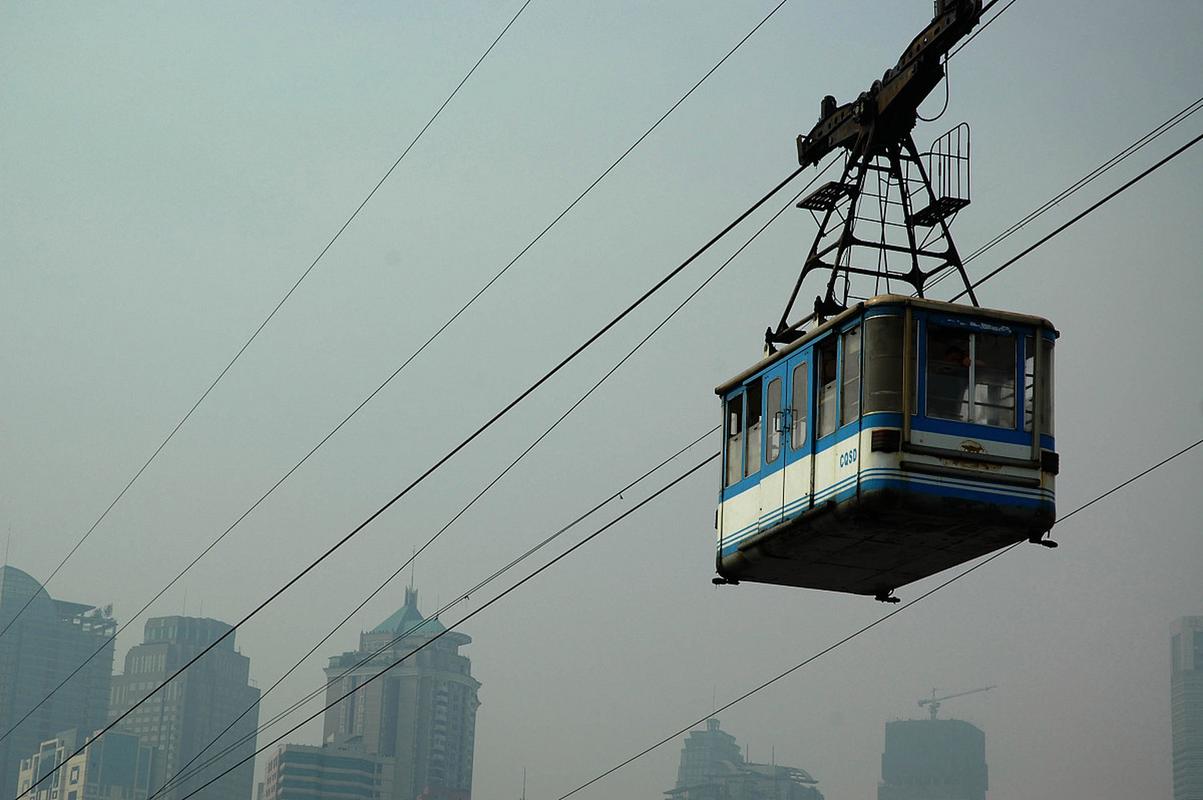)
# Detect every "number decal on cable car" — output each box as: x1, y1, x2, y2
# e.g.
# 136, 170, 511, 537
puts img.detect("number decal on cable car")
839, 448, 858, 467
